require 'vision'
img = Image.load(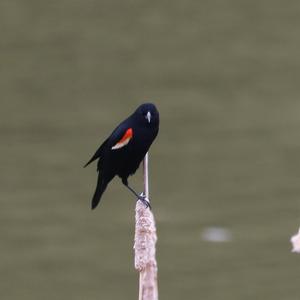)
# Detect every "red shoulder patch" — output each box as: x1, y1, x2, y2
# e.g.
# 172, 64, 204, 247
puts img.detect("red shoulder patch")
111, 128, 133, 150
